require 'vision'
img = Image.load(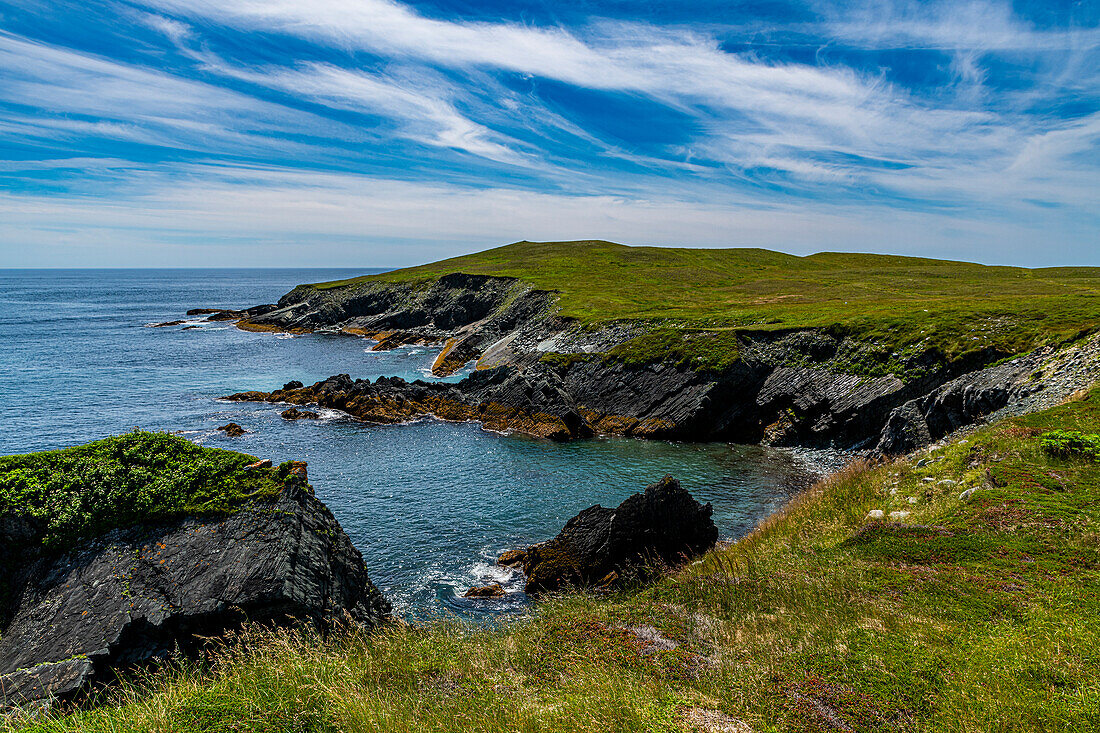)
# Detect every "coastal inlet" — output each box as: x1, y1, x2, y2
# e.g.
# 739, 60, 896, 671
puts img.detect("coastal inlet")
0, 268, 832, 620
